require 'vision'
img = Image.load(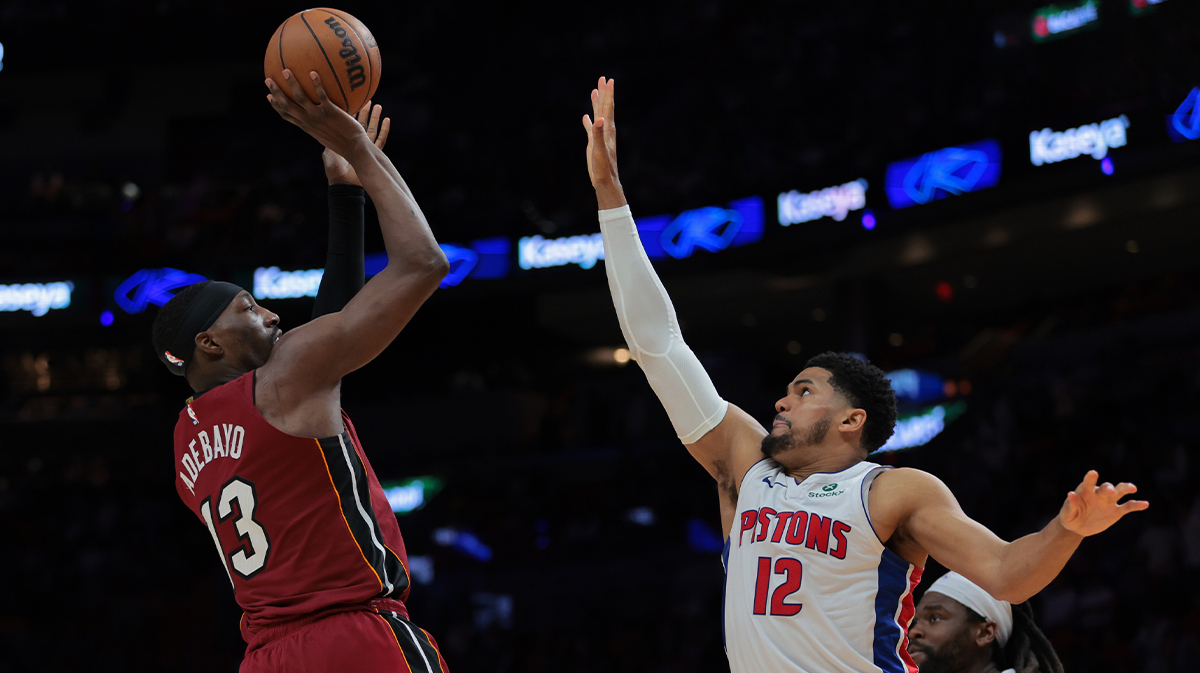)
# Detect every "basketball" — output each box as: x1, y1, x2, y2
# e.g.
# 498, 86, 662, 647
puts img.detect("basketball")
264, 8, 381, 114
